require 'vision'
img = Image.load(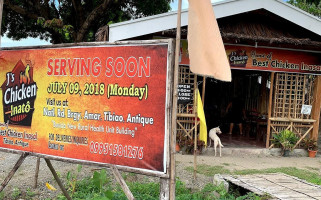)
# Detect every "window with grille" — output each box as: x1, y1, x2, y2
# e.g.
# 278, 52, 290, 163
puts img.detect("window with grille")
272, 73, 315, 119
